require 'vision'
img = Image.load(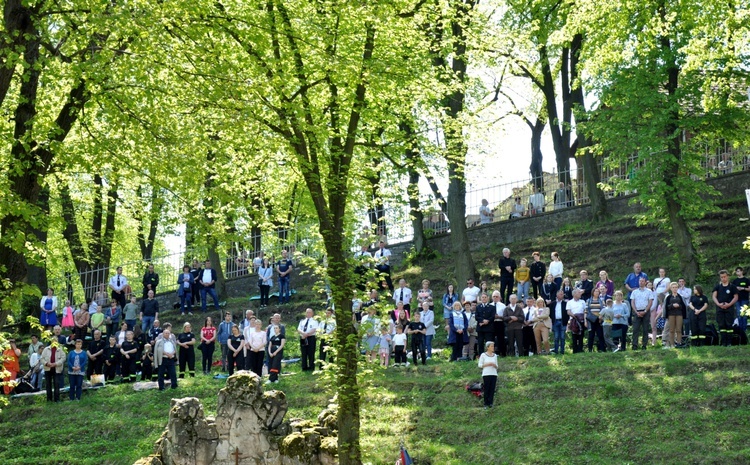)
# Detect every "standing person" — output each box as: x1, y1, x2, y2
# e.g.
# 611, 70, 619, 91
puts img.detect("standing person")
103, 336, 119, 381
549, 252, 564, 288
713, 269, 738, 346
147, 320, 163, 346
529, 252, 546, 299
462, 301, 478, 360
540, 274, 558, 308
29, 346, 44, 391
576, 270, 594, 301
611, 291, 631, 351
90, 303, 106, 337
123, 295, 139, 331
663, 282, 687, 348
653, 268, 671, 304
599, 298, 618, 352
688, 285, 709, 347
177, 322, 196, 378
393, 279, 413, 312
318, 308, 336, 366
408, 310, 427, 365
586, 287, 606, 352
566, 290, 587, 354
73, 304, 90, 342
479, 199, 494, 225
93, 283, 108, 312
199, 316, 217, 375
554, 182, 569, 210
109, 266, 128, 309
27, 334, 43, 361
733, 267, 750, 332
443, 284, 459, 324
491, 291, 507, 357
217, 312, 234, 372
629, 278, 653, 350
353, 245, 372, 291
120, 331, 138, 382
498, 248, 517, 304
532, 298, 552, 355
416, 279, 434, 310
297, 308, 318, 372
276, 250, 294, 304
522, 297, 538, 356
361, 307, 380, 363
41, 341, 65, 401
258, 258, 273, 308
476, 293, 495, 362
596, 271, 615, 299
177, 265, 194, 316
478, 342, 498, 409
550, 290, 569, 354
624, 263, 648, 308
374, 241, 394, 293
503, 295, 524, 357
189, 259, 203, 306
266, 324, 285, 383
155, 328, 178, 390
240, 309, 256, 333
461, 278, 481, 306
247, 319, 267, 377
104, 300, 122, 337
141, 344, 154, 381
39, 288, 59, 329
66, 339, 87, 401
86, 330, 106, 379
199, 260, 220, 313
515, 258, 531, 301
142, 264, 160, 299
61, 300, 75, 331
140, 290, 160, 334
2, 339, 21, 395
391, 325, 405, 367
448, 302, 468, 362
419, 302, 435, 360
